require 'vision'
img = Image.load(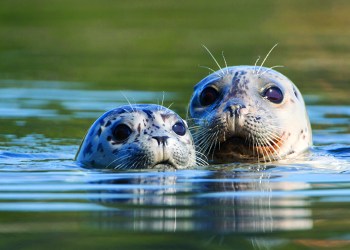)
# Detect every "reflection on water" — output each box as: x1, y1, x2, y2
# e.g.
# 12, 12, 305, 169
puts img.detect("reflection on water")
89, 170, 314, 233
0, 168, 317, 233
